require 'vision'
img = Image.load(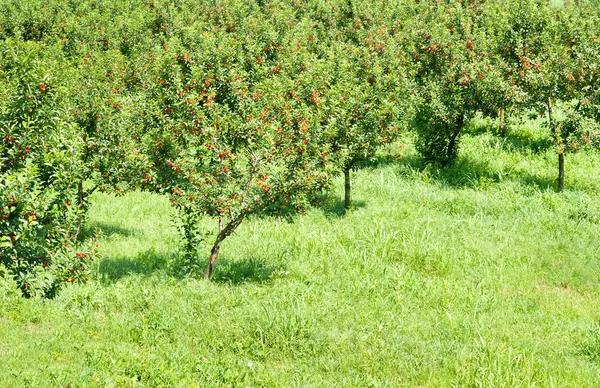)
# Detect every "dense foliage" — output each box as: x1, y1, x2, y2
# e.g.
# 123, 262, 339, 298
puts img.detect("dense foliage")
0, 42, 97, 297
1, 0, 600, 295
496, 0, 600, 190
141, 16, 337, 277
